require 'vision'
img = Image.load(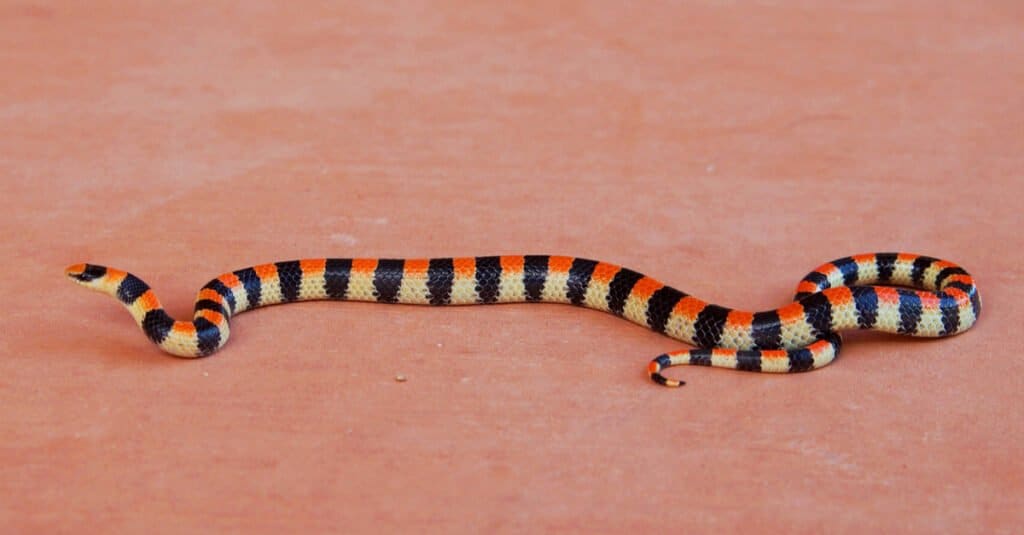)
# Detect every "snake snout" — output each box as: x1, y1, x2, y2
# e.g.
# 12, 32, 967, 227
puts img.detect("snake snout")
65, 263, 108, 283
